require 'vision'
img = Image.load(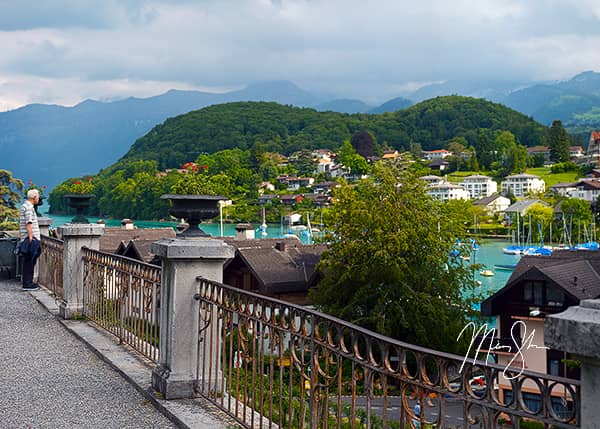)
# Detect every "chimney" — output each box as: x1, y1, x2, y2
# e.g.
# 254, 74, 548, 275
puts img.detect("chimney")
235, 223, 255, 240
275, 241, 285, 252
121, 218, 135, 230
